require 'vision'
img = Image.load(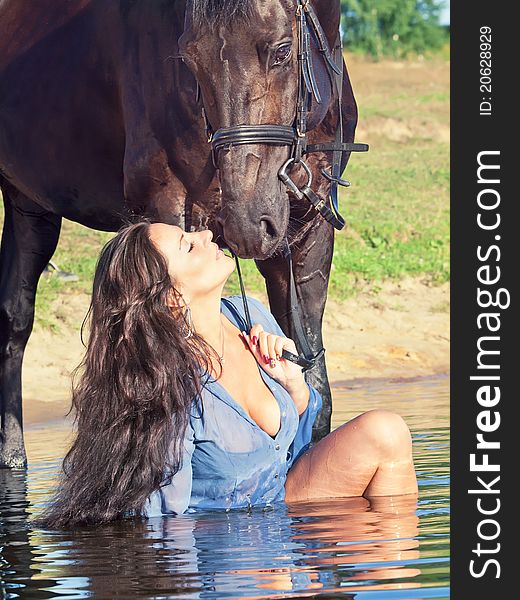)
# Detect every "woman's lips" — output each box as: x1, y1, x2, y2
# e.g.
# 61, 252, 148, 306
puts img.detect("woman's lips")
214, 241, 229, 259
